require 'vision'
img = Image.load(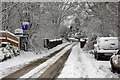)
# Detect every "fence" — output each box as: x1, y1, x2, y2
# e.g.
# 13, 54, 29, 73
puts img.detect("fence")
43, 38, 62, 49
0, 30, 19, 47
